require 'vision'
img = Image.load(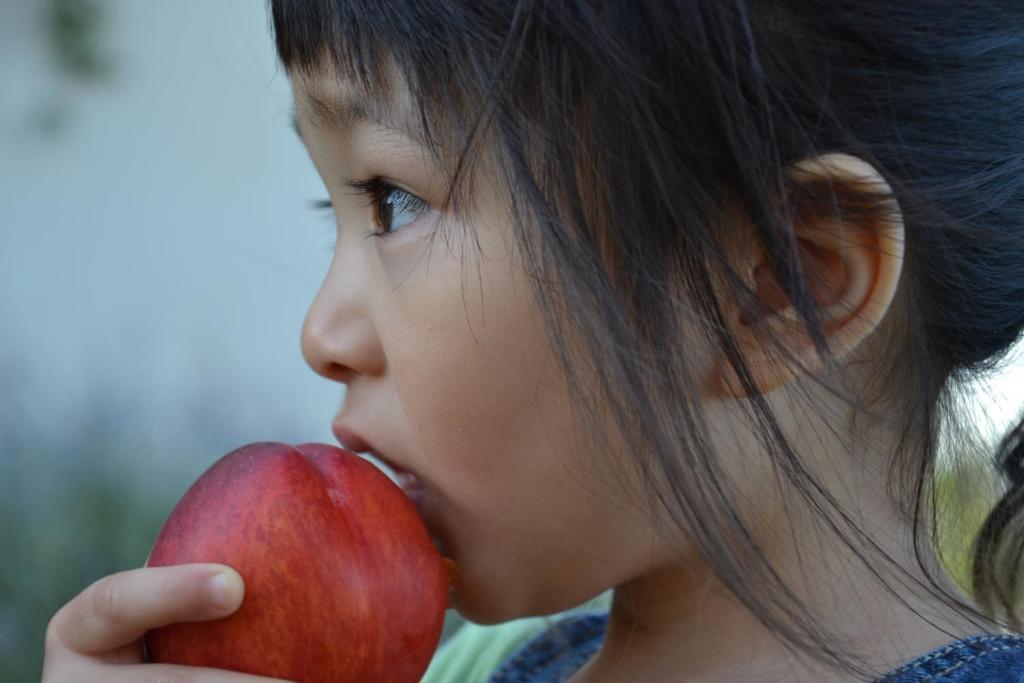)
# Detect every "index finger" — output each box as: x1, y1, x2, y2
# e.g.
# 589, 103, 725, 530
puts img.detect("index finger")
50, 564, 243, 655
